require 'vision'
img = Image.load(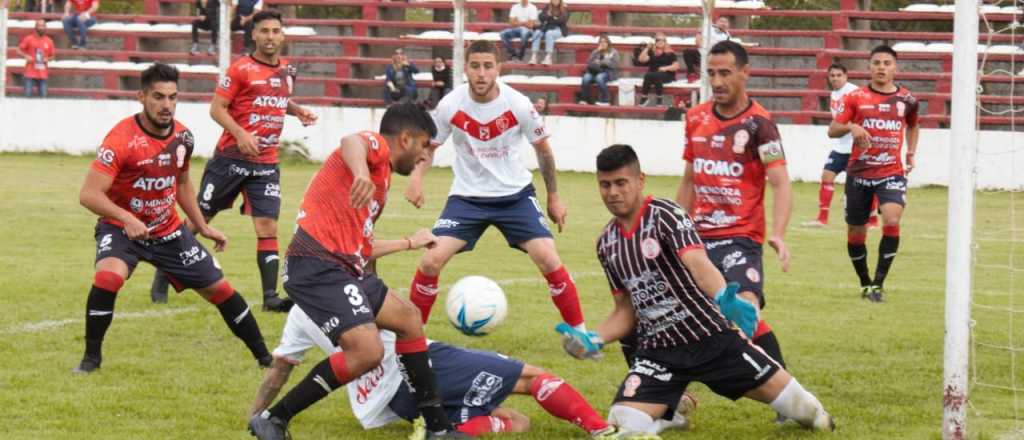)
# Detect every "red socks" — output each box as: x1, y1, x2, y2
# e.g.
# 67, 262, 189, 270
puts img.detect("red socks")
530, 373, 609, 433
328, 351, 353, 384
456, 416, 513, 436
410, 269, 439, 324
544, 266, 584, 327
817, 183, 835, 223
